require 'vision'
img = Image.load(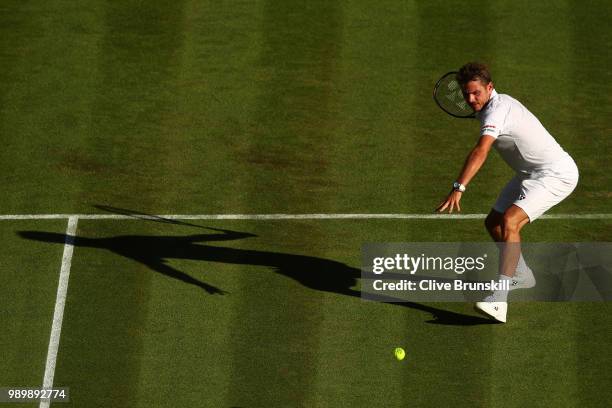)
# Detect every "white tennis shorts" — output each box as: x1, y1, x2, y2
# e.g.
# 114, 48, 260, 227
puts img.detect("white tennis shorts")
493, 156, 579, 222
